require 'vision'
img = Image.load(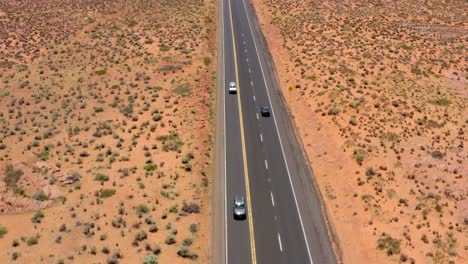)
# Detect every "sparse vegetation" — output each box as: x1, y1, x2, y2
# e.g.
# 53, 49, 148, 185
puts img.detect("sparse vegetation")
0, 0, 215, 262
